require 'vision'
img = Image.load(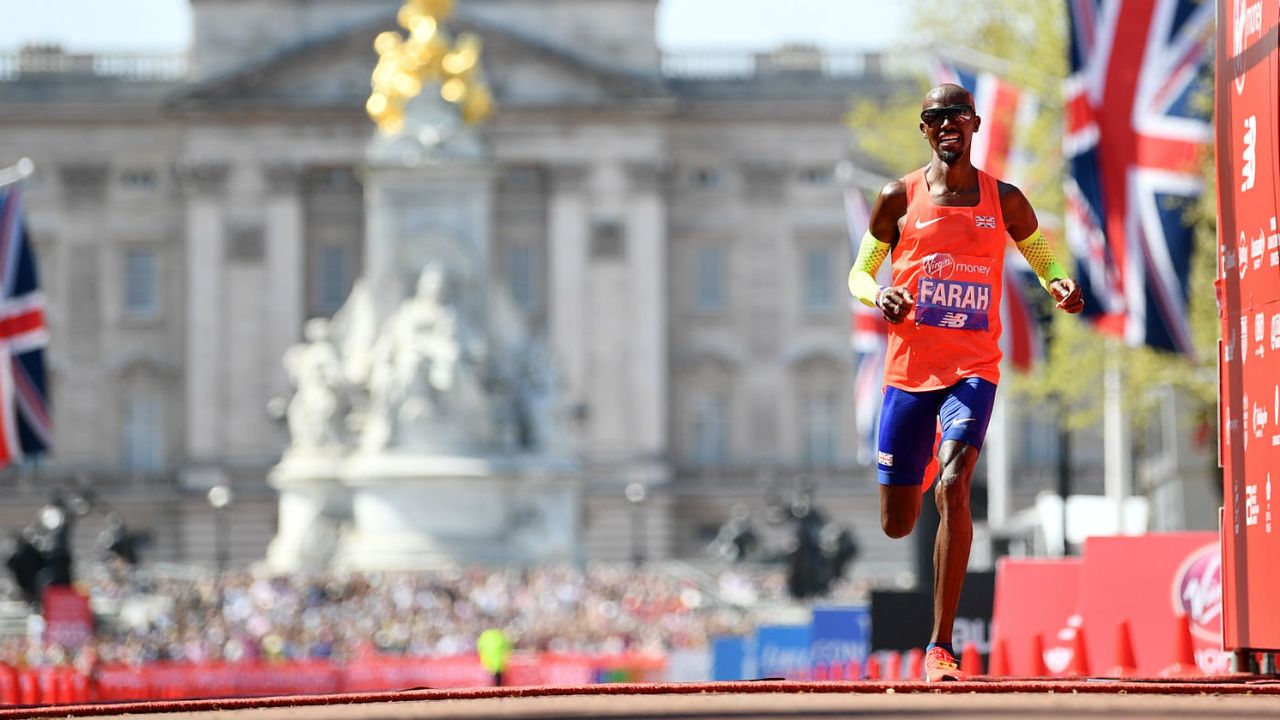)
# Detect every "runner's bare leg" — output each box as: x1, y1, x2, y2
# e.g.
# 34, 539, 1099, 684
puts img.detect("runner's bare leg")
931, 439, 978, 646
